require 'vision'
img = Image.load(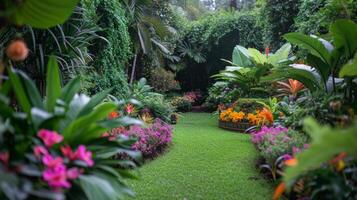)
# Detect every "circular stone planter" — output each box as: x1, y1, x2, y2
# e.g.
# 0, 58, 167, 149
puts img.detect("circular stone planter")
218, 120, 251, 133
